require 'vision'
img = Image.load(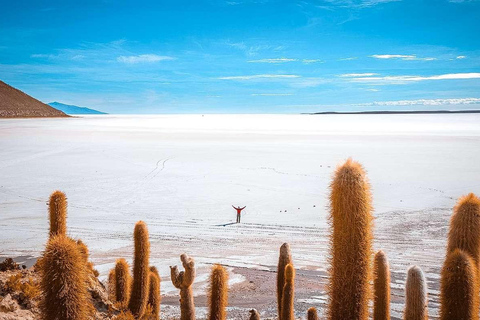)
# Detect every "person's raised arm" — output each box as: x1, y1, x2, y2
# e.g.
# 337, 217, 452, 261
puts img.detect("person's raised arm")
232, 205, 237, 209
240, 206, 246, 210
